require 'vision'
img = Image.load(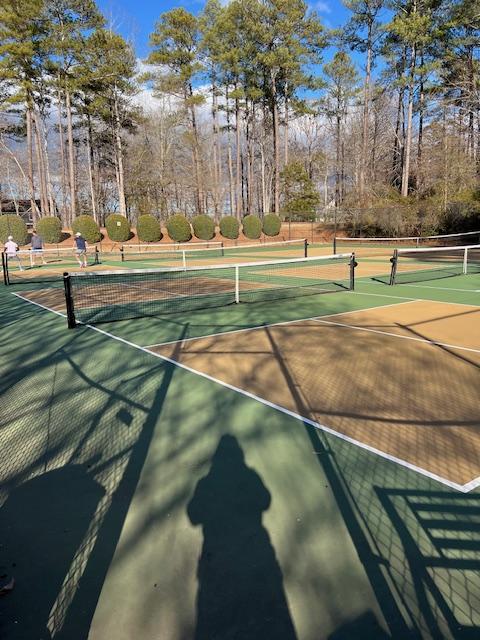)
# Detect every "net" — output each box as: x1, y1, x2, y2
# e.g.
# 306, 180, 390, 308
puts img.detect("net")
64, 252, 355, 326
120, 238, 307, 266
390, 244, 480, 285
335, 230, 480, 257
121, 240, 223, 253
3, 247, 99, 284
